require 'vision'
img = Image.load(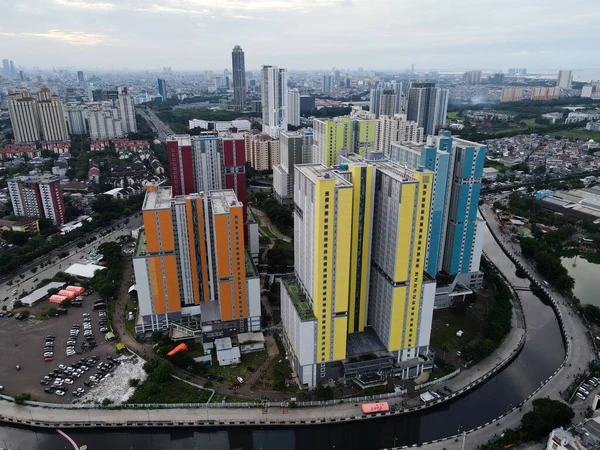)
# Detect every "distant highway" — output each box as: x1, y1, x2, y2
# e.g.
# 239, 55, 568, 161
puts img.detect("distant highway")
138, 108, 174, 142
